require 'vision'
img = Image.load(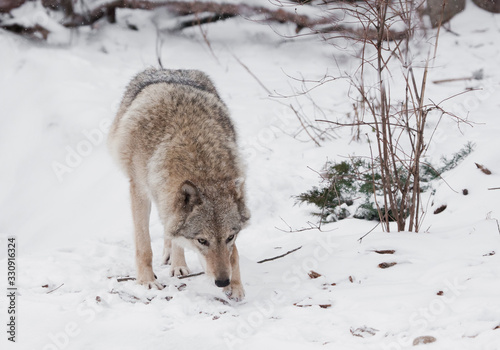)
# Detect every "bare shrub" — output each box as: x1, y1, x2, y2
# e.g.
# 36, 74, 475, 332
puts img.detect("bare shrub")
293, 0, 470, 232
